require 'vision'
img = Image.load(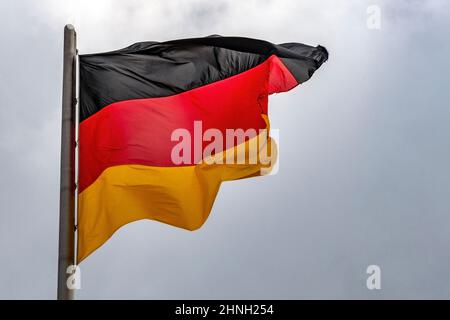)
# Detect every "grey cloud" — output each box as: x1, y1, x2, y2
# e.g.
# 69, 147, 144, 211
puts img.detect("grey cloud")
0, 0, 449, 299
